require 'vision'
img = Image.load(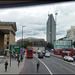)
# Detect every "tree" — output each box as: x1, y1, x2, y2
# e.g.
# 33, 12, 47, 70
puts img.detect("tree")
58, 38, 63, 40
46, 42, 54, 49
20, 41, 33, 48
38, 43, 42, 46
72, 41, 75, 47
